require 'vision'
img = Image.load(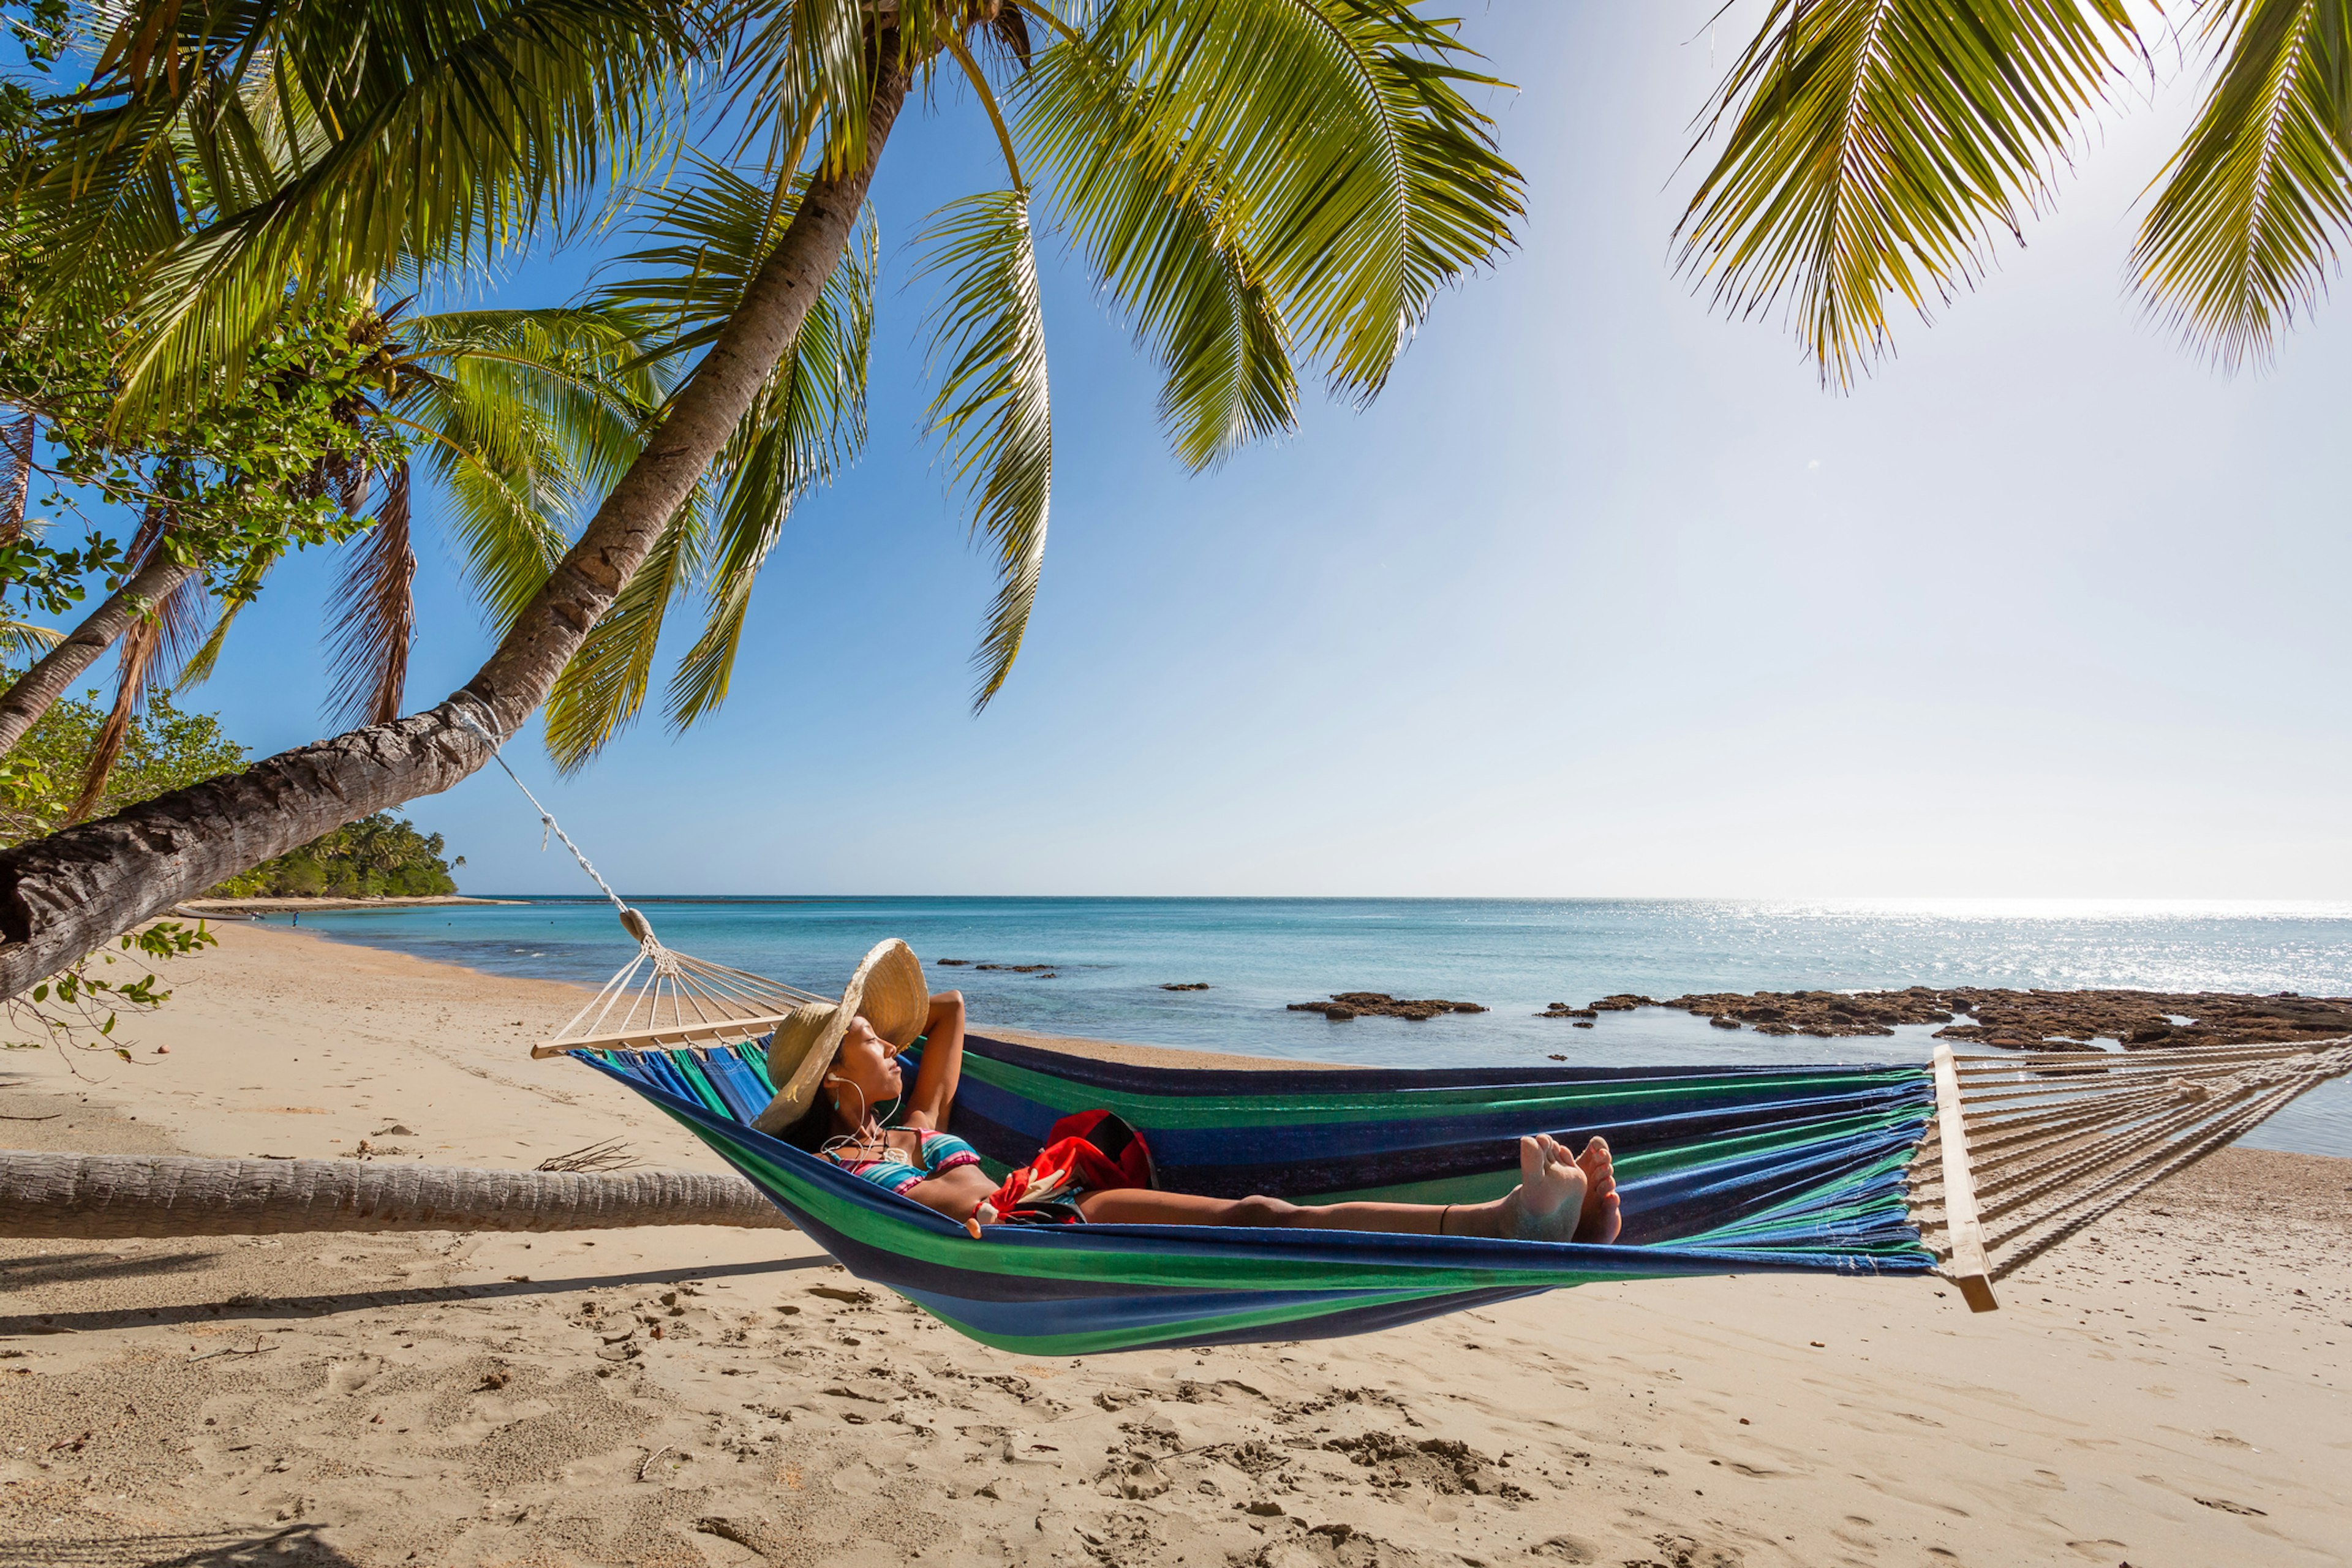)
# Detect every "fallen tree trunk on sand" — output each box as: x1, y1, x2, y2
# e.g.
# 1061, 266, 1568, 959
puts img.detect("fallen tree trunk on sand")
0, 1152, 793, 1240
